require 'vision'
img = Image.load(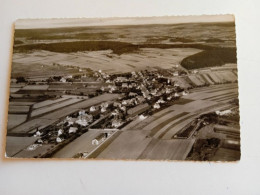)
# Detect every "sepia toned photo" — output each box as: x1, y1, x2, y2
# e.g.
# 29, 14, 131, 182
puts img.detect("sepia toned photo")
5, 15, 240, 161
